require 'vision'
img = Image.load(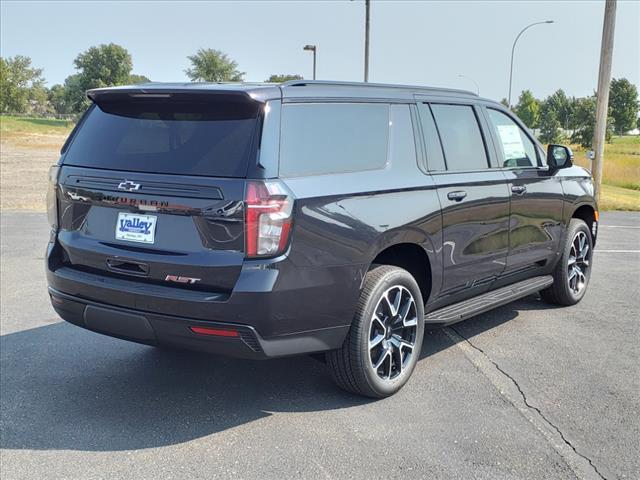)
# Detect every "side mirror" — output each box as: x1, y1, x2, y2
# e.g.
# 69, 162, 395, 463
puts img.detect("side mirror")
547, 144, 573, 170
